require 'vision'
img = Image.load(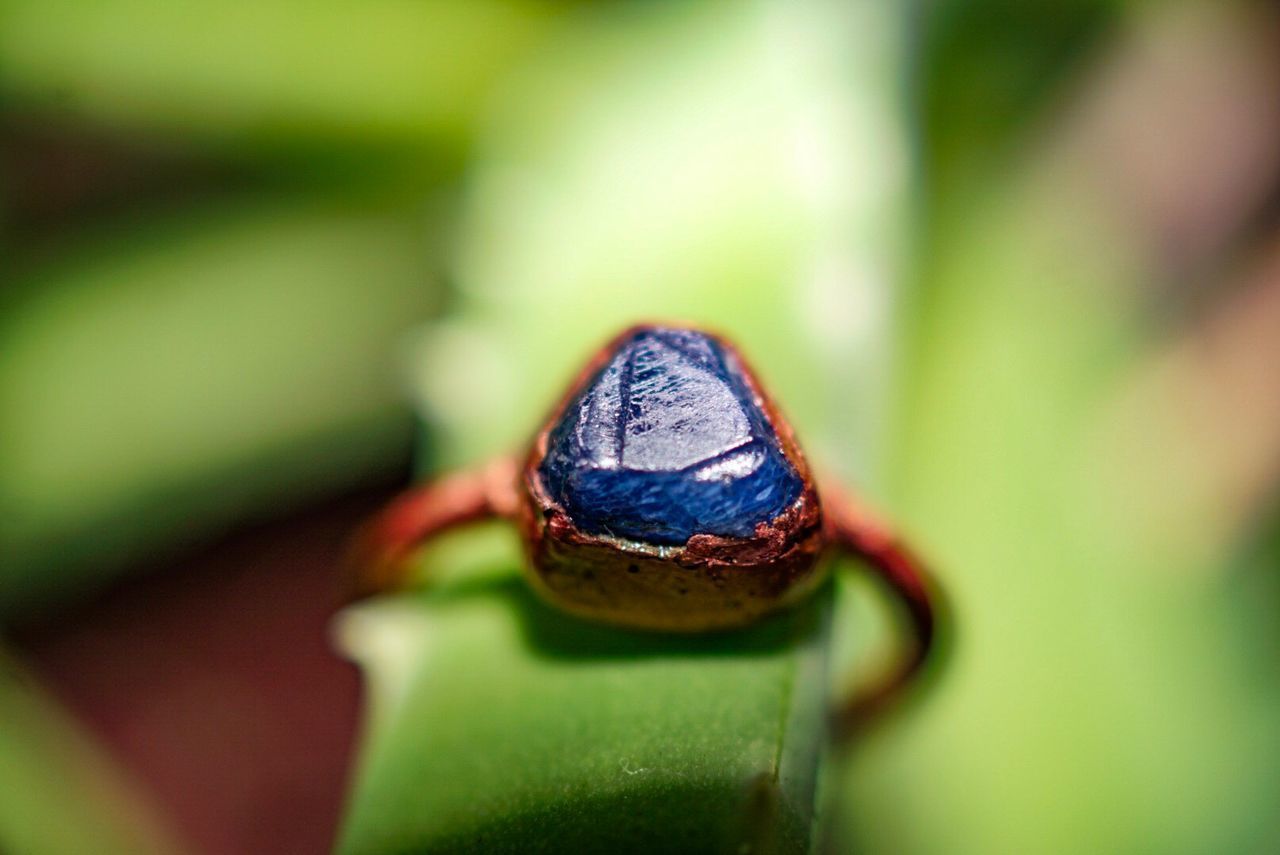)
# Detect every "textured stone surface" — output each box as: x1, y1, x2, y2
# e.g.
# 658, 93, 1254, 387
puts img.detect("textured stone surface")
538, 328, 802, 545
